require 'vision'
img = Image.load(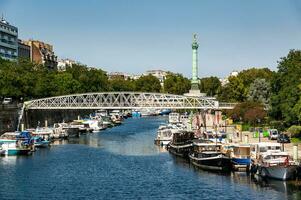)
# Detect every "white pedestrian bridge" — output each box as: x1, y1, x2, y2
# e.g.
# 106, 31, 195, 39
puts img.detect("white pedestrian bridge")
24, 92, 236, 110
